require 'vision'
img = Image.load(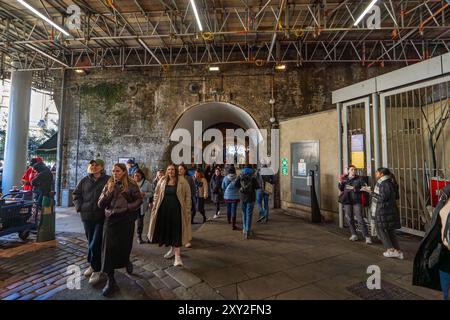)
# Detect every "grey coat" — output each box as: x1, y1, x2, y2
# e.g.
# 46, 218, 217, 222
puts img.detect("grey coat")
136, 179, 153, 216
